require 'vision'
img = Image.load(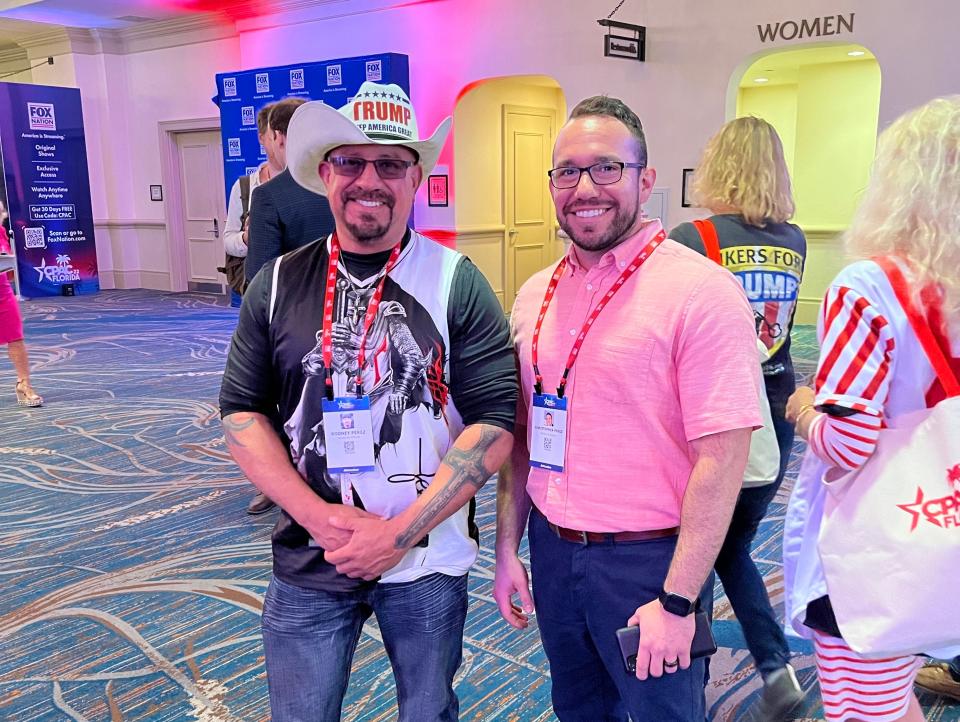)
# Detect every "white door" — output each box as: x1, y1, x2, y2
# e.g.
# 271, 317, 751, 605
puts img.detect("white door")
176, 131, 226, 293
503, 105, 557, 309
